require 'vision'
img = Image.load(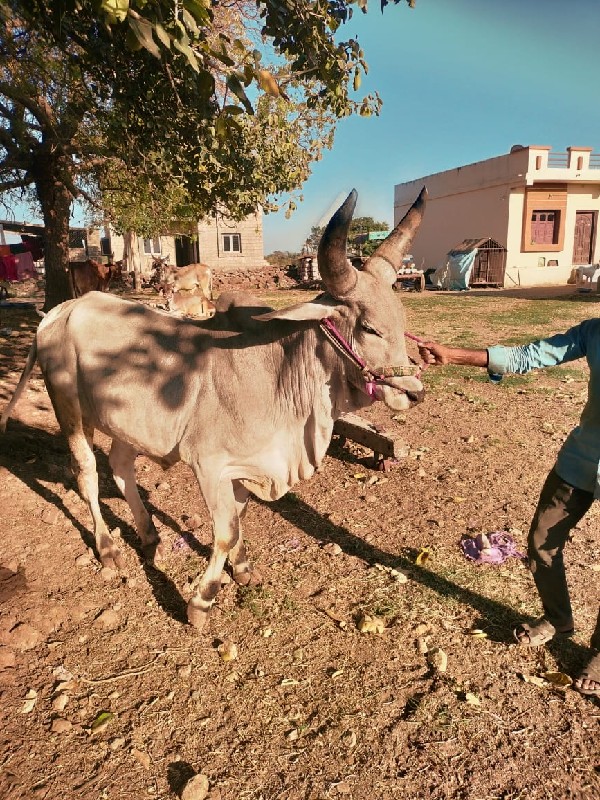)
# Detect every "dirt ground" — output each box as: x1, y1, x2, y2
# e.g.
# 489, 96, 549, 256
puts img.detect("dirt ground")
0, 281, 599, 800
